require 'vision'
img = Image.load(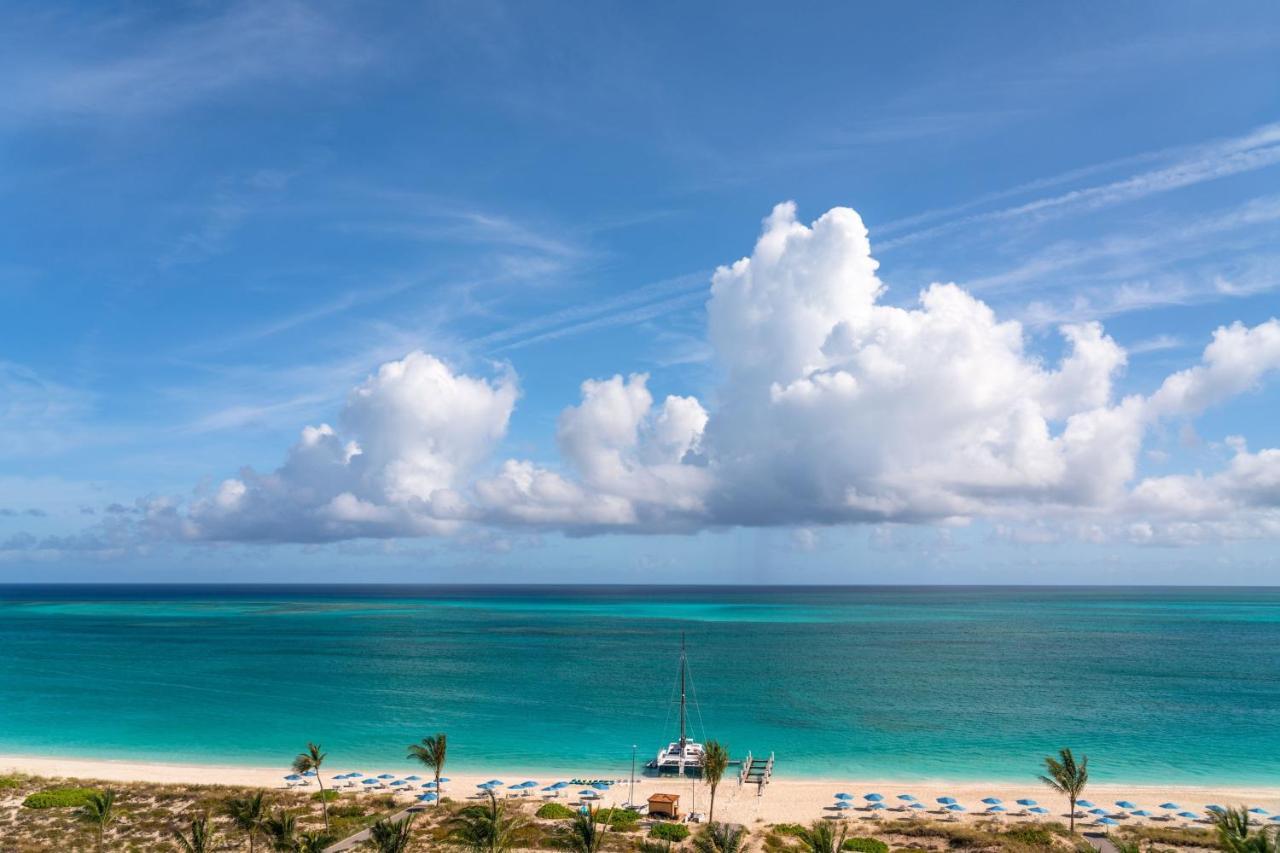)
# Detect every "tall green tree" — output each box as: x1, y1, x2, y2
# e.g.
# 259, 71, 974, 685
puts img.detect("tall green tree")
293, 742, 331, 832
1038, 747, 1088, 835
407, 733, 448, 807
77, 790, 117, 851
224, 790, 270, 853
266, 808, 299, 852
447, 790, 529, 853
701, 741, 730, 824
795, 819, 848, 853
366, 814, 417, 852
172, 813, 220, 853
1212, 805, 1279, 853
694, 822, 747, 853
560, 804, 608, 853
